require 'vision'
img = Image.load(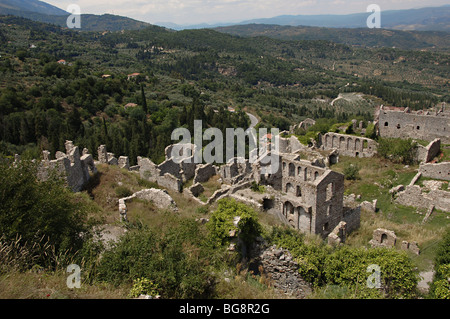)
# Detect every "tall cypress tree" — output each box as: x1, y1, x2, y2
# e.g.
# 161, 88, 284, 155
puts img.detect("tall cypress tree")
141, 83, 148, 114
